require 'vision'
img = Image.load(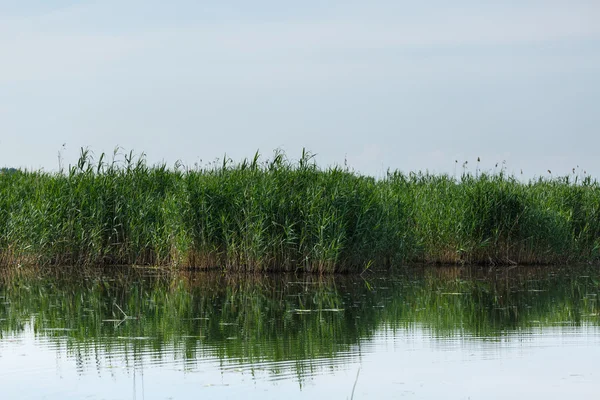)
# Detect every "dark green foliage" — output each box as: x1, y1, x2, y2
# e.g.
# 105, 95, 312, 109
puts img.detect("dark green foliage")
0, 149, 599, 271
